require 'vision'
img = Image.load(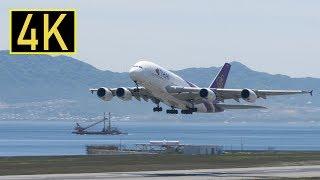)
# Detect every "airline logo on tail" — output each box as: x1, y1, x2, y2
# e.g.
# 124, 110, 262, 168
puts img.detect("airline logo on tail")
209, 63, 231, 88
